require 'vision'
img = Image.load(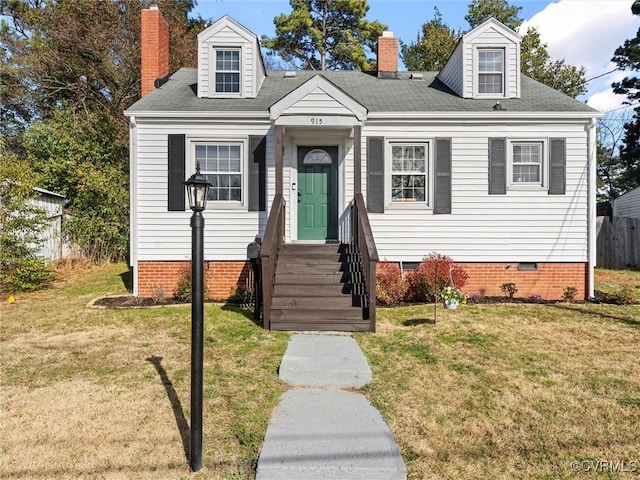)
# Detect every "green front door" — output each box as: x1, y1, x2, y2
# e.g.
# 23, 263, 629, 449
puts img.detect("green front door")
297, 146, 338, 240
